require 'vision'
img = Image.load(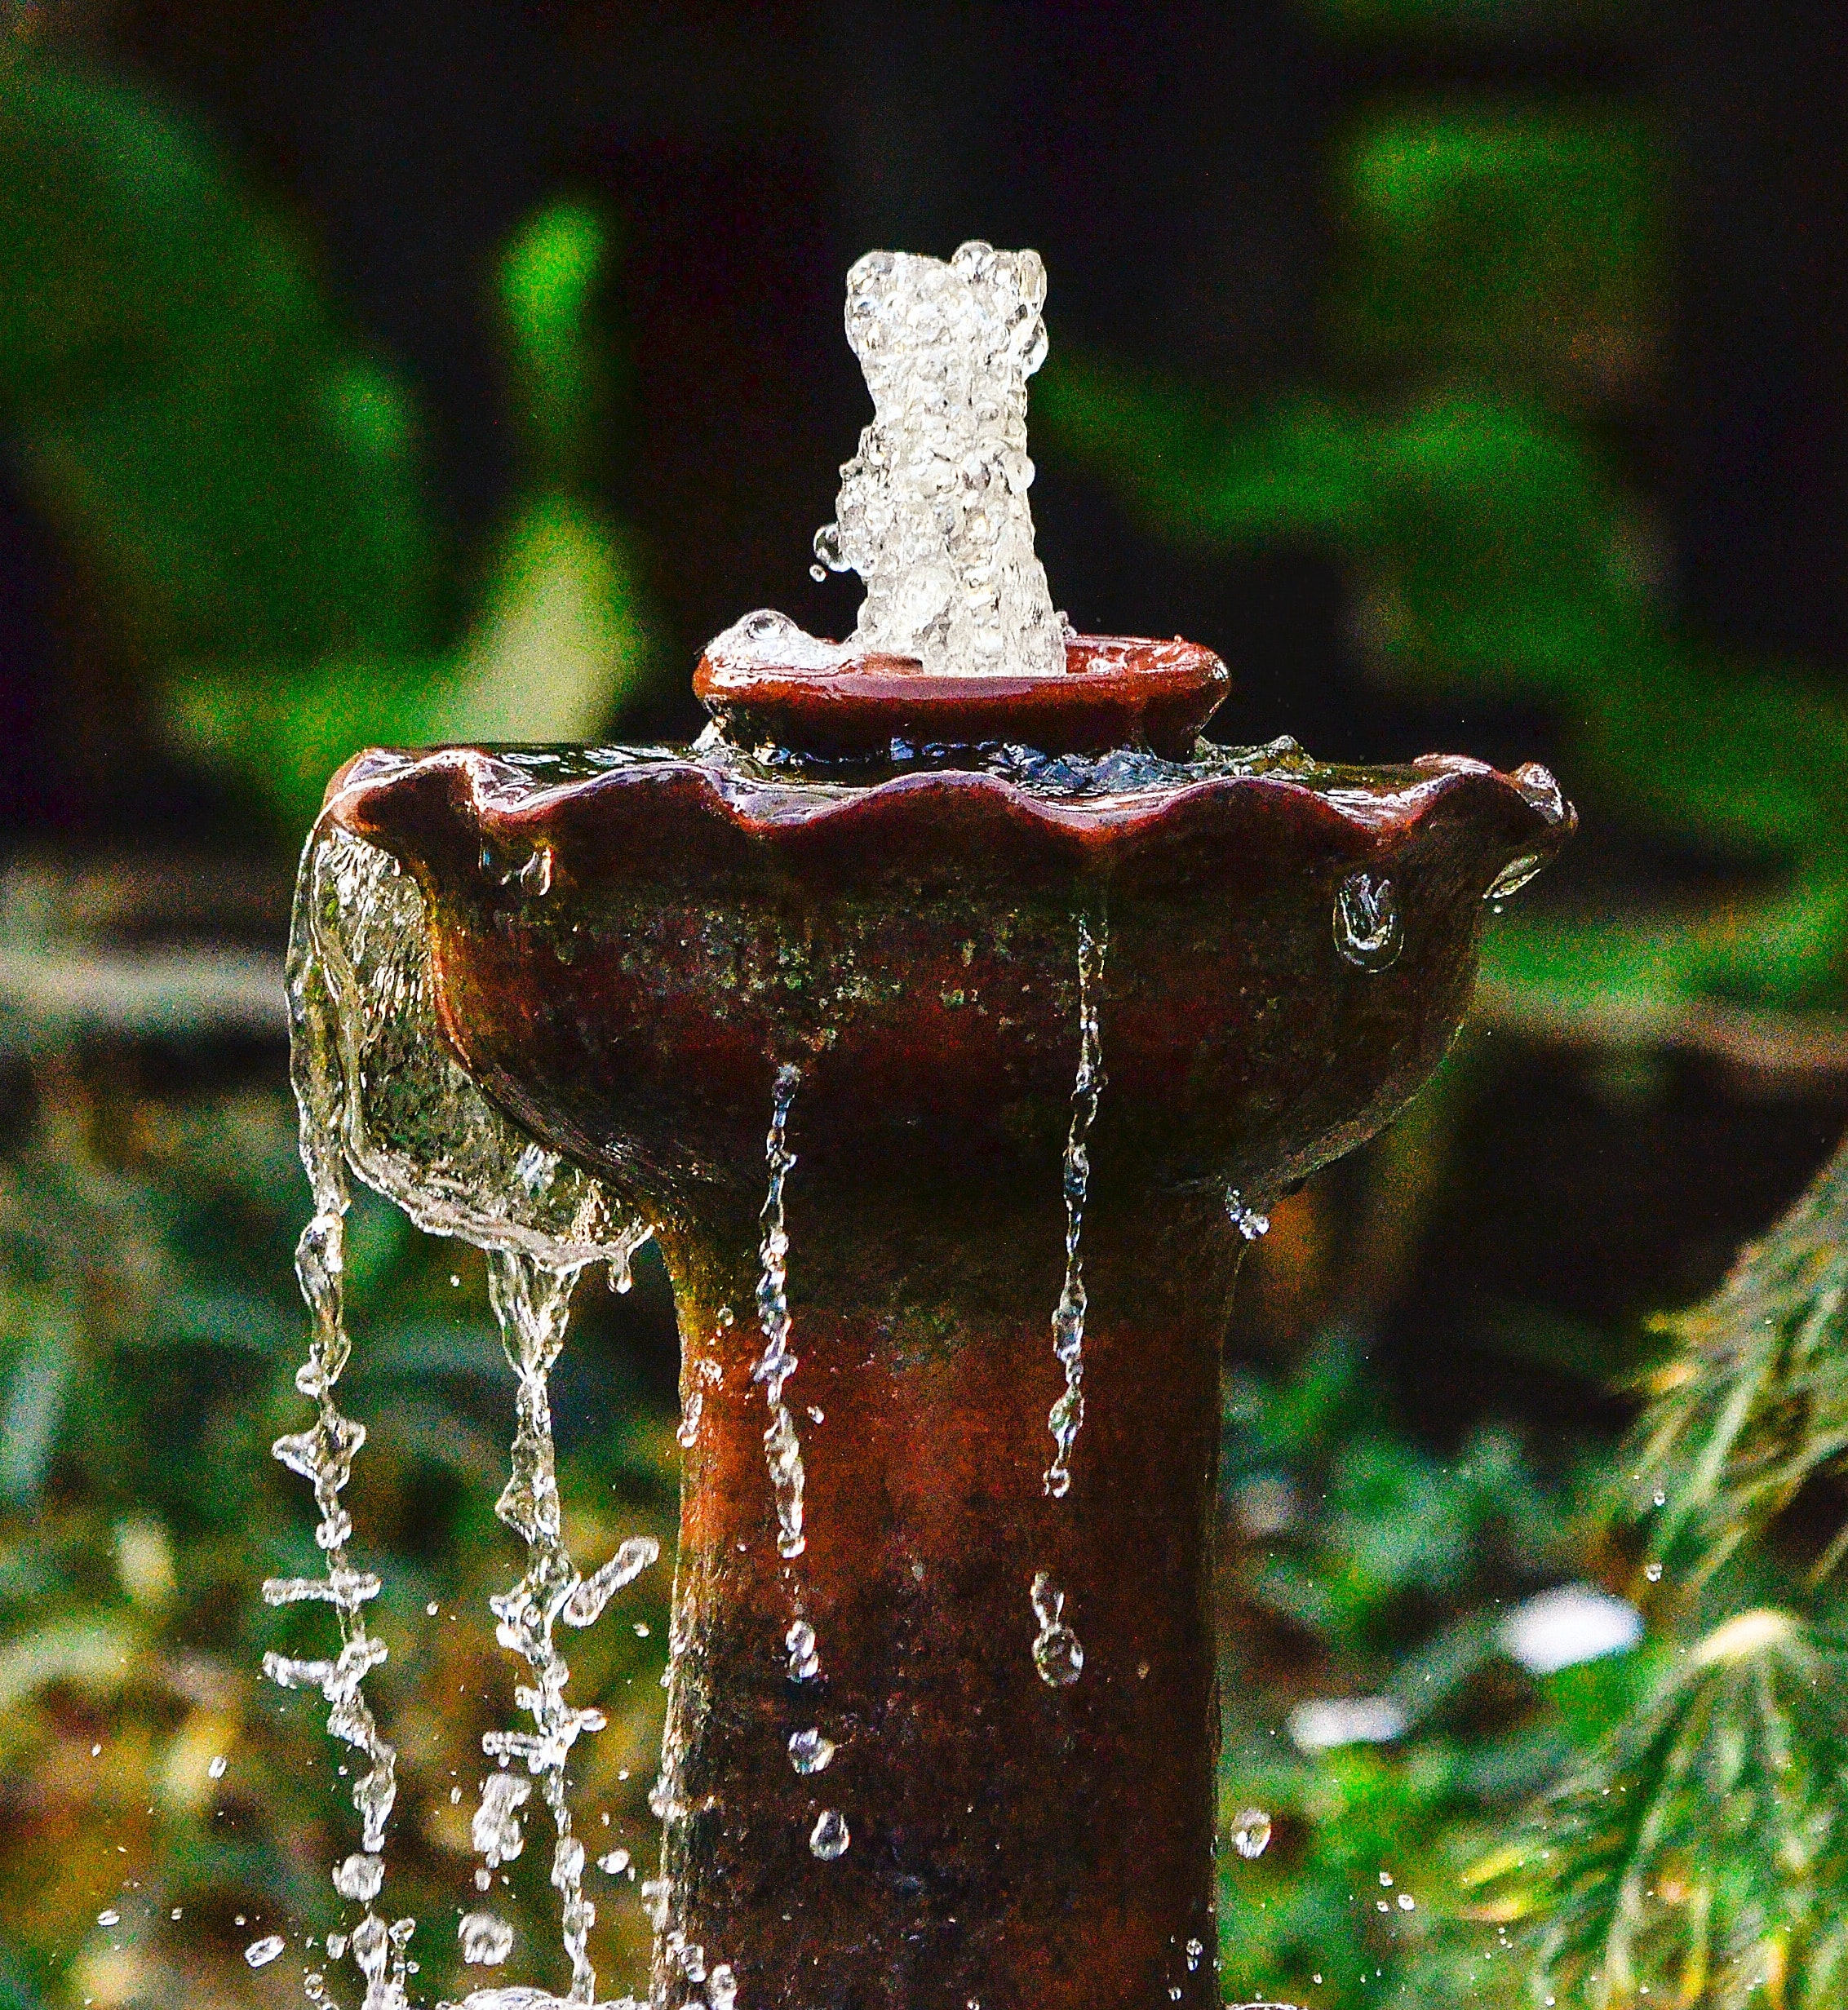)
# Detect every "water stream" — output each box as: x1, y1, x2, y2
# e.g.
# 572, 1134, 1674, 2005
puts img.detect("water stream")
279, 828, 657, 2010
1044, 914, 1107, 1502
